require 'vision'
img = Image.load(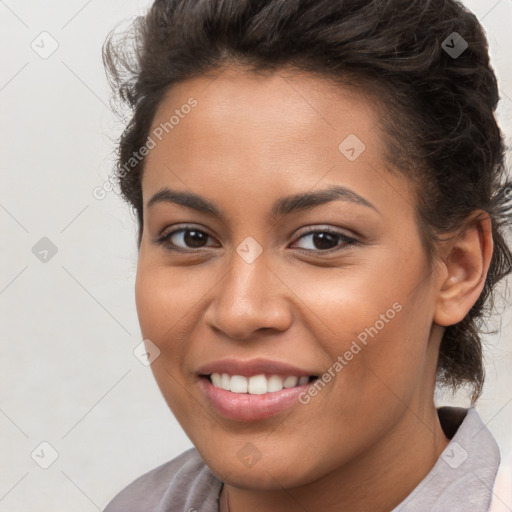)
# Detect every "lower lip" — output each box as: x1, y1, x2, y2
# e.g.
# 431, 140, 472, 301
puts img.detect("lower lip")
200, 376, 313, 421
